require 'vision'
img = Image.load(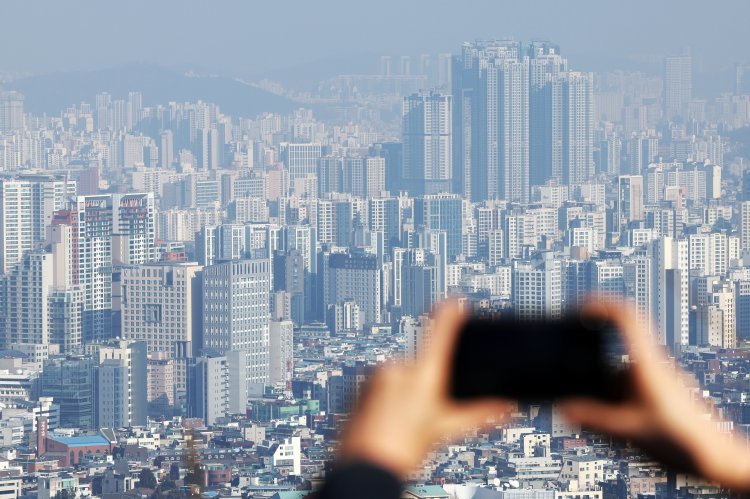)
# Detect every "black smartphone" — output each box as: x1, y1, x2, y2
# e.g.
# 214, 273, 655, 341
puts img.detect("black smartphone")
450, 315, 632, 403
